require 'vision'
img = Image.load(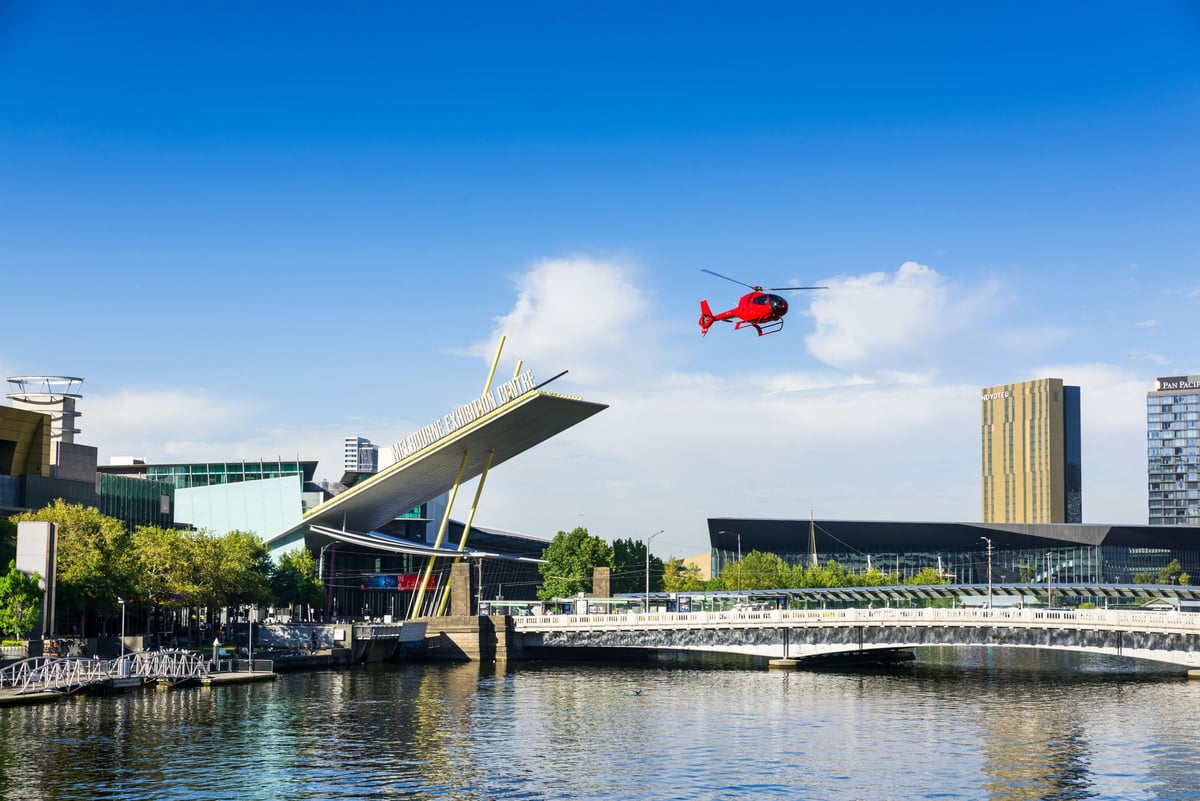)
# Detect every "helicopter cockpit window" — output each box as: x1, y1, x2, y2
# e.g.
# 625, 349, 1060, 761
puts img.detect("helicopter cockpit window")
753, 295, 769, 305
